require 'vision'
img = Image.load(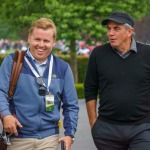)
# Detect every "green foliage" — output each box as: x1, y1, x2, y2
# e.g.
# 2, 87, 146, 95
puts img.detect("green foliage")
0, 24, 20, 40
0, 55, 5, 64
58, 55, 71, 64
59, 55, 88, 83
0, 0, 150, 44
77, 56, 89, 83
75, 83, 84, 99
